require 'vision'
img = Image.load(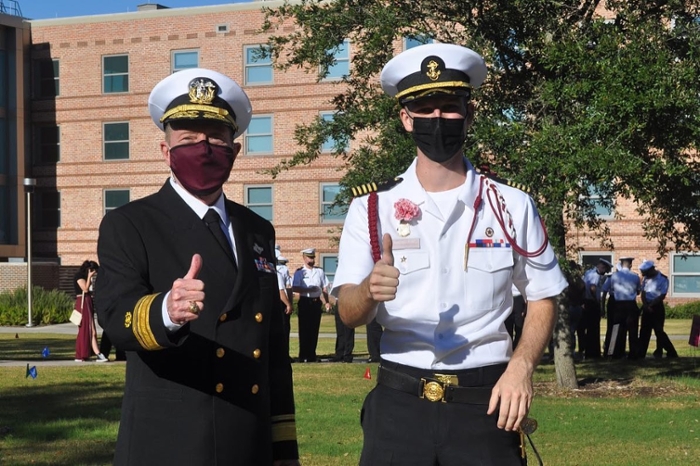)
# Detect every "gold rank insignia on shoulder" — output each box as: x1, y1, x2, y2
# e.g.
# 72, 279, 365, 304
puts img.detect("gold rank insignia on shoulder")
475, 165, 530, 193
351, 177, 403, 197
